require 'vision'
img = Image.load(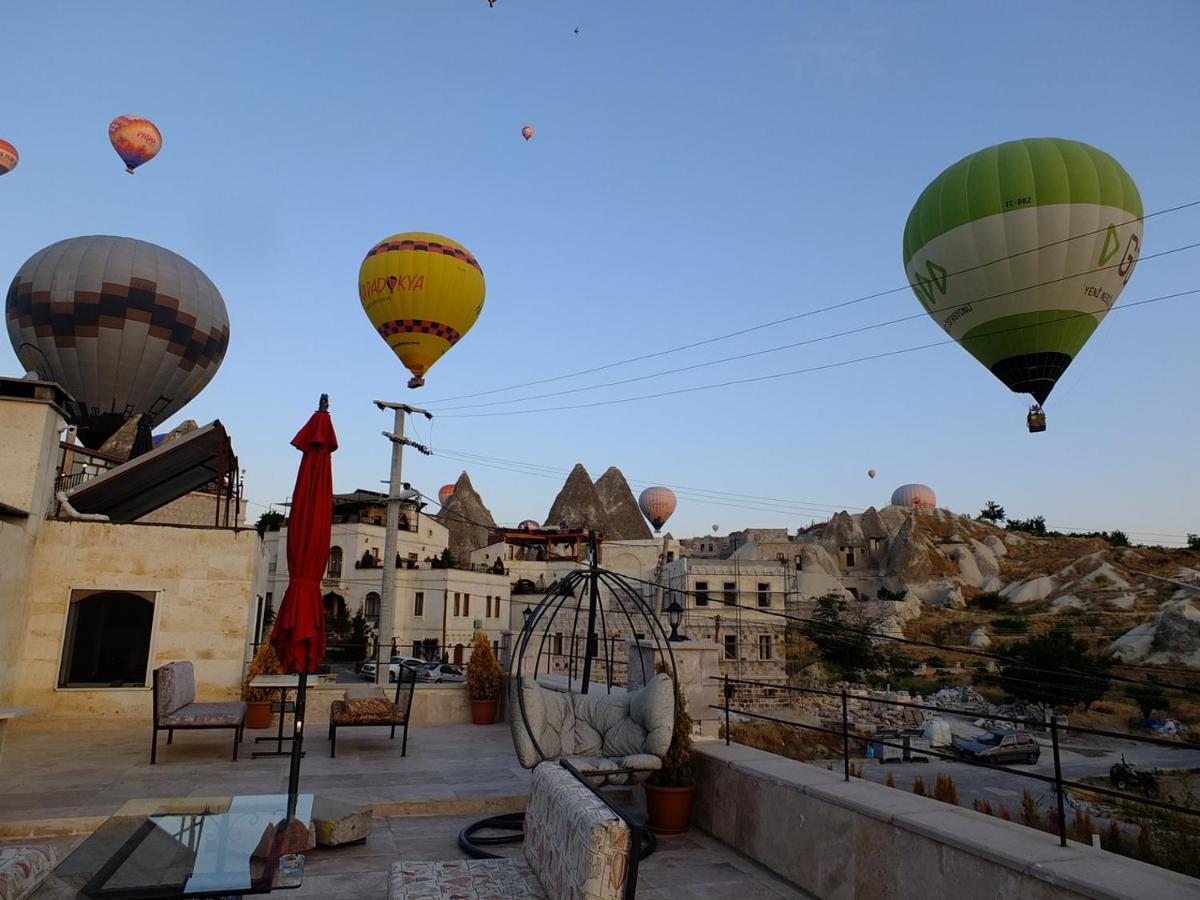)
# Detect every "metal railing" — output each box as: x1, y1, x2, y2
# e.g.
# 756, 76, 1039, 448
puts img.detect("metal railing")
713, 674, 1200, 847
